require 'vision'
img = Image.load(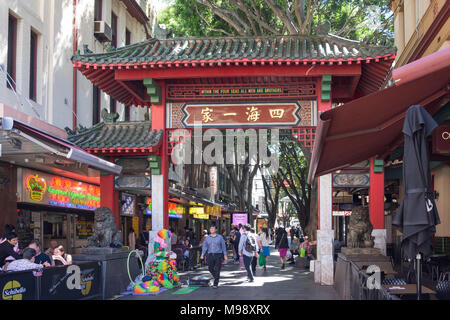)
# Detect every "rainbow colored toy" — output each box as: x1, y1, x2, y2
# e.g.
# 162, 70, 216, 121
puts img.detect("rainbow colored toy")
157, 229, 171, 239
